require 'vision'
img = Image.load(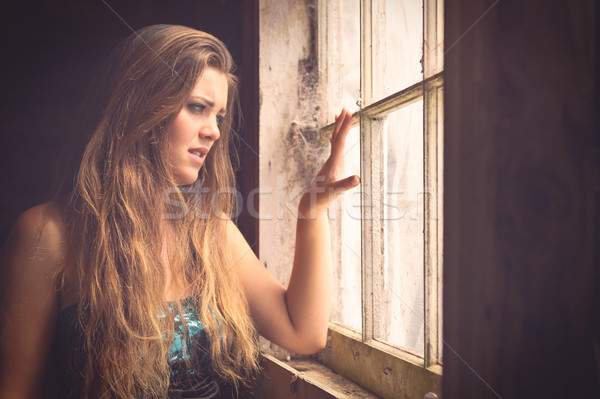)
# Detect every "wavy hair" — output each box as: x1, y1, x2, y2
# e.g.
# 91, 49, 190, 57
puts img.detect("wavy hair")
64, 25, 258, 398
